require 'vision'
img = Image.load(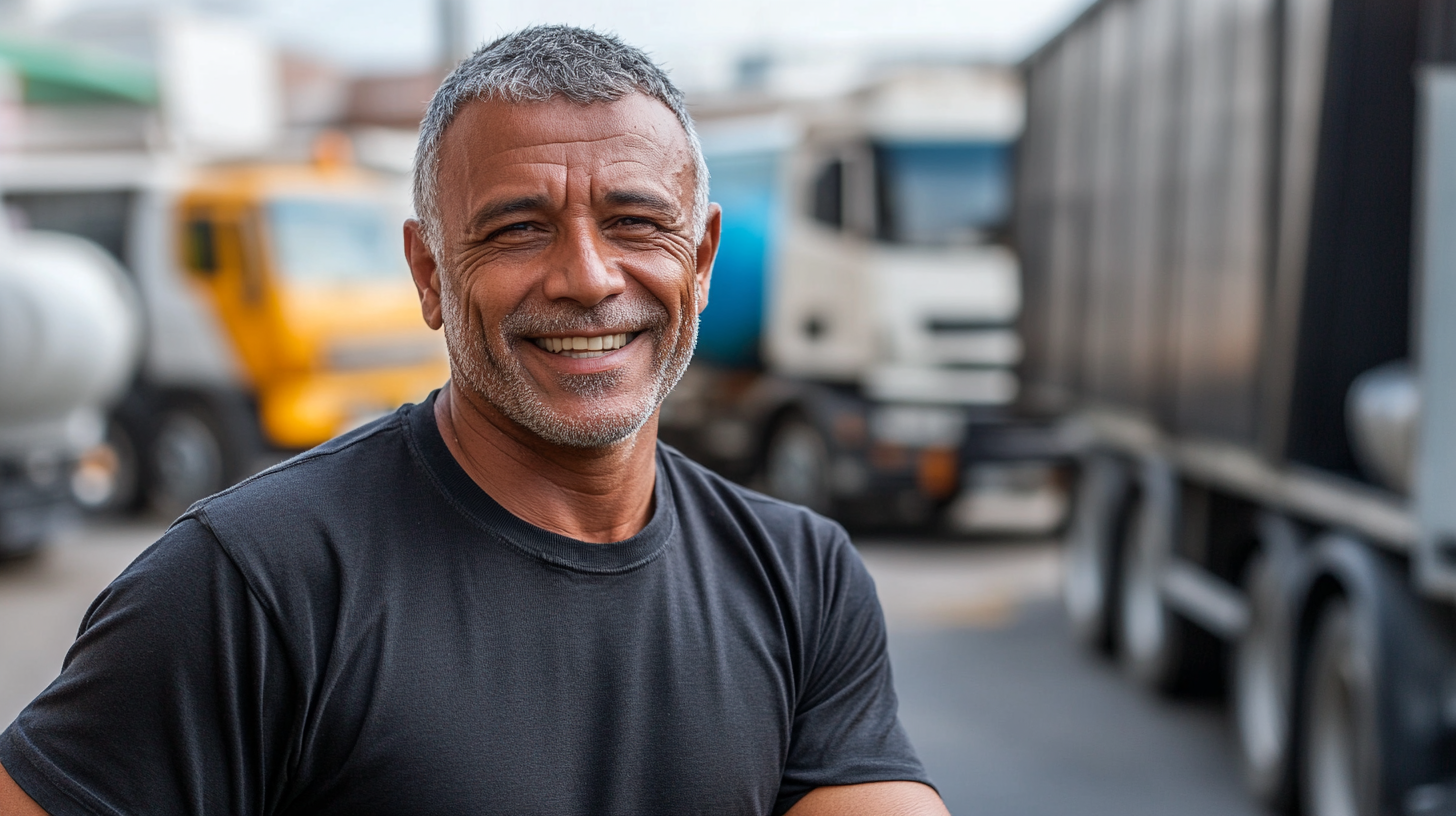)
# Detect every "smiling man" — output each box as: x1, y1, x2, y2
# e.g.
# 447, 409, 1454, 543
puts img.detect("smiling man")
0, 27, 946, 816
